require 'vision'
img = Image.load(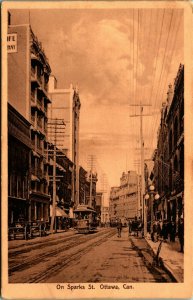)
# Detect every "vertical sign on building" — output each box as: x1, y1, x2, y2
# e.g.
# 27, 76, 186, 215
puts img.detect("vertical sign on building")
7, 33, 17, 53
